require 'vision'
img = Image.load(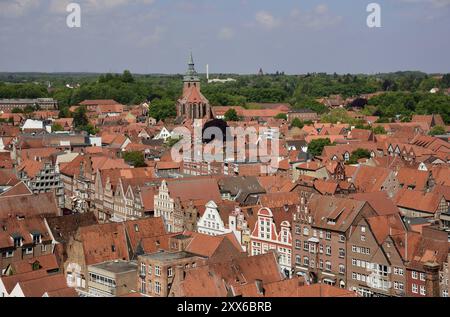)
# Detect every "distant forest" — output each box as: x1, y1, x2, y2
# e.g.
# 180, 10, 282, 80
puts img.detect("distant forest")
1, 71, 449, 123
